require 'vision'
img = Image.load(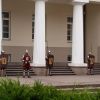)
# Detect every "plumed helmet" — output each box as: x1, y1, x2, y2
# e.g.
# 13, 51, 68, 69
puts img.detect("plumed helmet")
1, 50, 5, 53
89, 52, 92, 54
25, 49, 28, 53
48, 50, 51, 53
